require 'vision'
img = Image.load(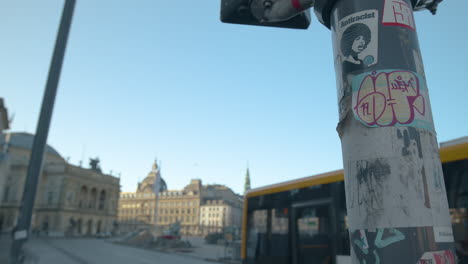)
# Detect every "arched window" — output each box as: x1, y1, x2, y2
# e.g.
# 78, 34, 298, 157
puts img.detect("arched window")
99, 190, 106, 210
79, 186, 88, 208
86, 219, 93, 235
90, 188, 97, 209
68, 218, 75, 234
77, 219, 82, 234
3, 186, 9, 202
42, 215, 49, 232
96, 220, 102, 234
